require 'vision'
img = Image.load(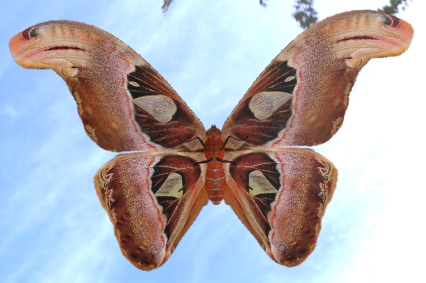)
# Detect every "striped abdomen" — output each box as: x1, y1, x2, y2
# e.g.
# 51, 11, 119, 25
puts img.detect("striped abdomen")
204, 125, 226, 204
